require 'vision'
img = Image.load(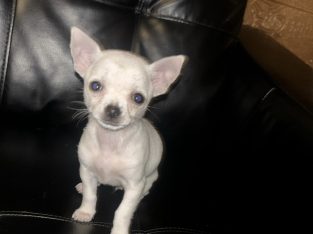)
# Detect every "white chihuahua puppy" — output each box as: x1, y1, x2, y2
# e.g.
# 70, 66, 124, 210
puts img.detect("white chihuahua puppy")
70, 27, 186, 234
